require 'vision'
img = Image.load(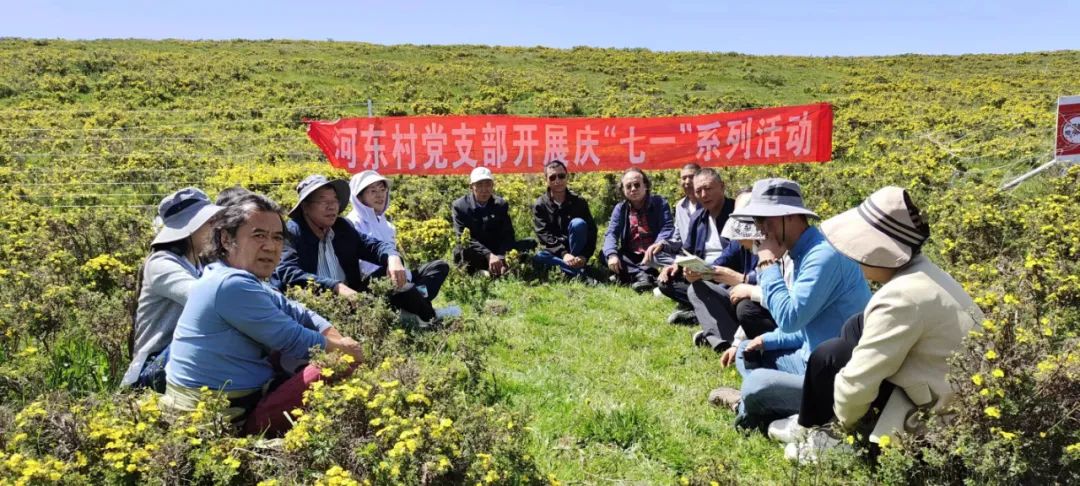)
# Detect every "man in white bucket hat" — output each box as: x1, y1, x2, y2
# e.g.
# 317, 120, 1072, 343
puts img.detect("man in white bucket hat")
781, 186, 983, 463
707, 178, 872, 433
